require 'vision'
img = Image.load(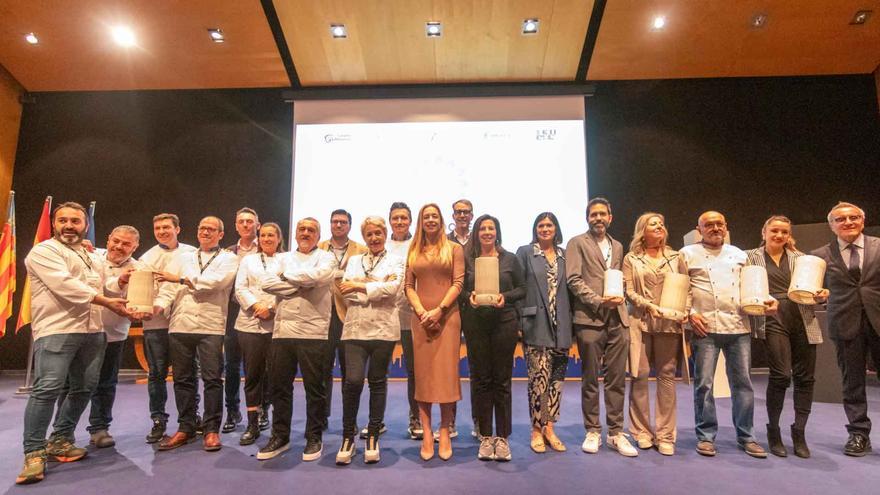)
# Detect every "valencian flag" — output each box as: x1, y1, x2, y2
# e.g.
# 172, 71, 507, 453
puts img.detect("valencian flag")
0, 192, 16, 337
15, 196, 52, 333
